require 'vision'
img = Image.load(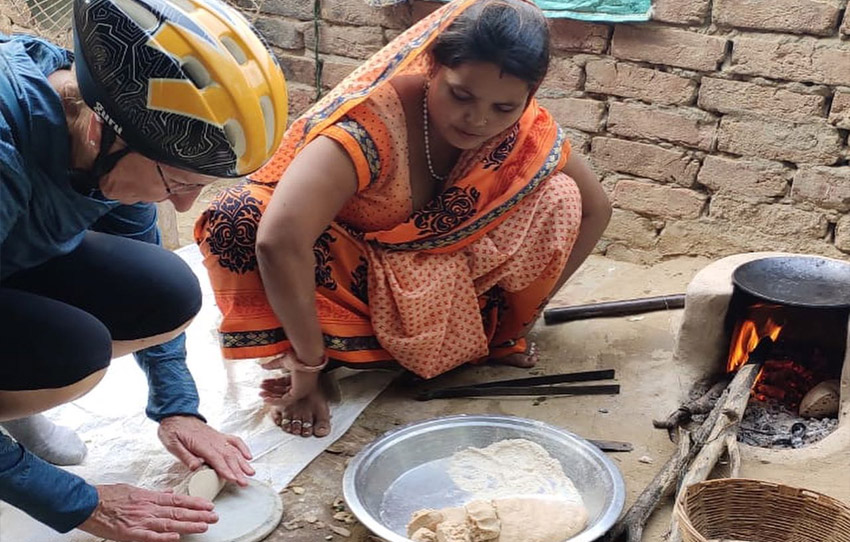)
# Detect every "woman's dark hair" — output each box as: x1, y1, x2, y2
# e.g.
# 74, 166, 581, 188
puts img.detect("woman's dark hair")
431, 0, 550, 88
